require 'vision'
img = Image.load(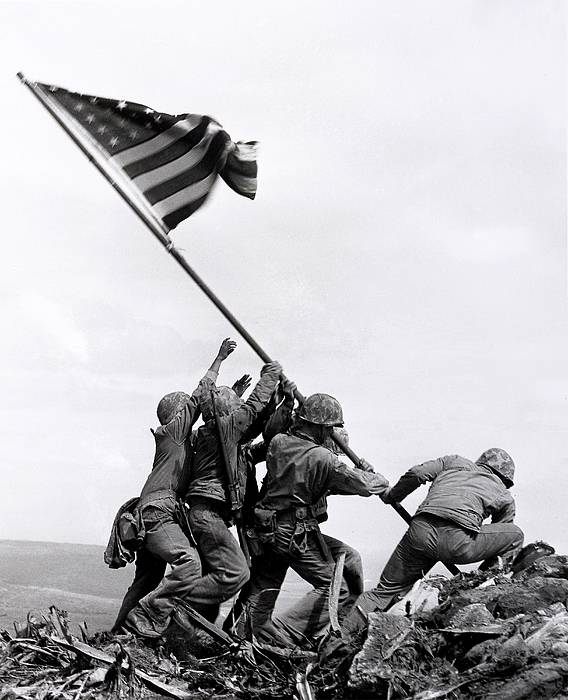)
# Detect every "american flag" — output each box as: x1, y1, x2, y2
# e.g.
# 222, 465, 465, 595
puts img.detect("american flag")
34, 82, 258, 231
